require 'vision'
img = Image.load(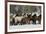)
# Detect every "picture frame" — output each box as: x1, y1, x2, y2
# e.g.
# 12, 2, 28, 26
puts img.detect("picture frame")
5, 0, 45, 34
